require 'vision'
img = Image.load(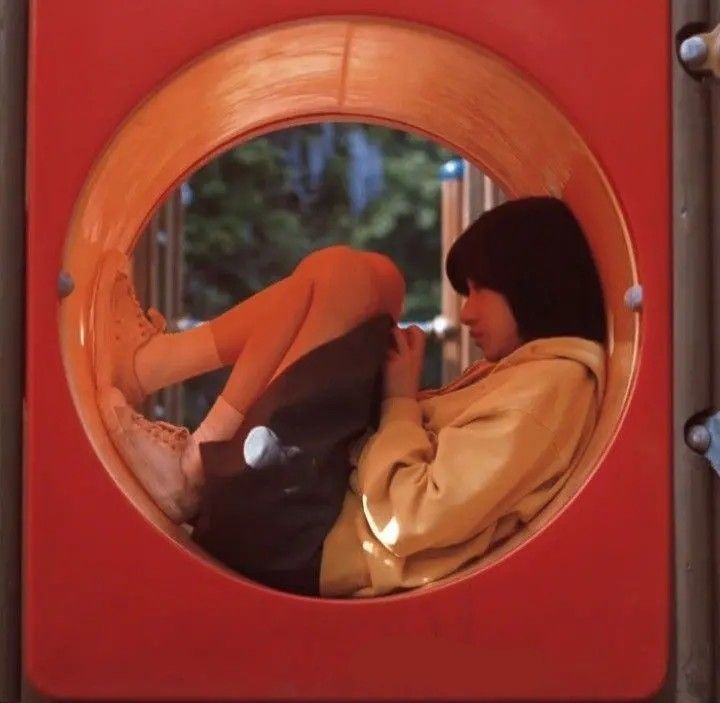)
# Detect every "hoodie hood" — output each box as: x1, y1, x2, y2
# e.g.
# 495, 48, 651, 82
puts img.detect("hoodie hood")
443, 336, 606, 400
498, 336, 606, 390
